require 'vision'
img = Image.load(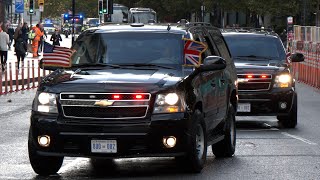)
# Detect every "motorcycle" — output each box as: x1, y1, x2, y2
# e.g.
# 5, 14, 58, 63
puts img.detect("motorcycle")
63, 27, 70, 38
